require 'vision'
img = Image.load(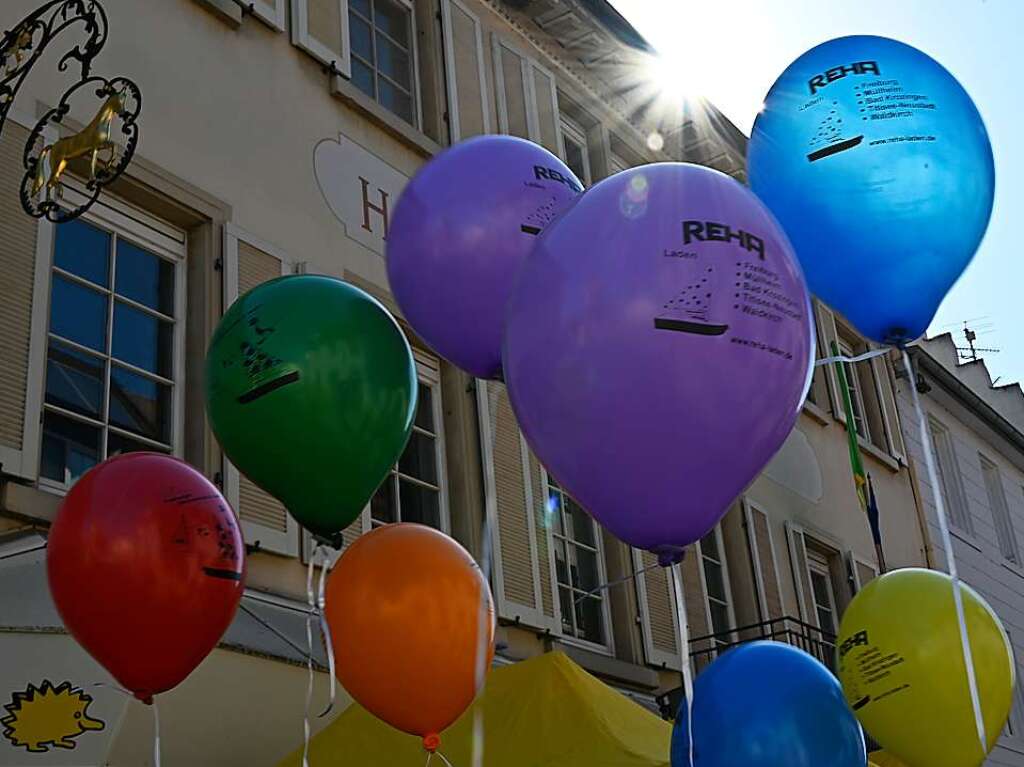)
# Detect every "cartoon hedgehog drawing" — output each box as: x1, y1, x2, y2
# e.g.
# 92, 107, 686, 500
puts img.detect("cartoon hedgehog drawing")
1, 680, 105, 753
